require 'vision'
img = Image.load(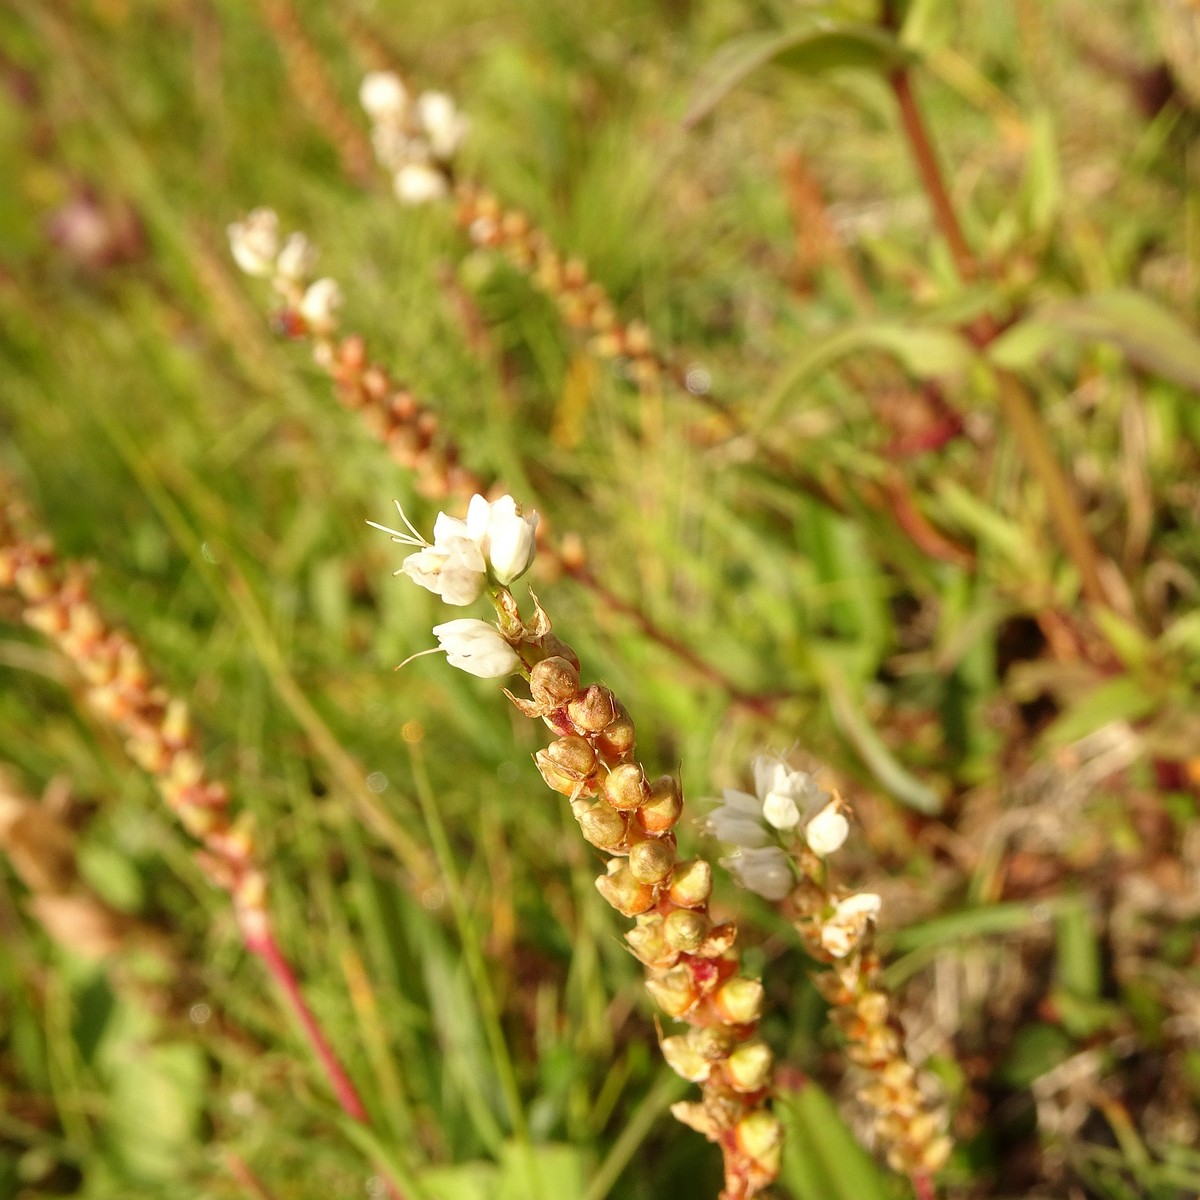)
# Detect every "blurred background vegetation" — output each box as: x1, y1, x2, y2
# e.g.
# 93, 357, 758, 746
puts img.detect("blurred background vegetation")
2, 0, 1200, 1197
